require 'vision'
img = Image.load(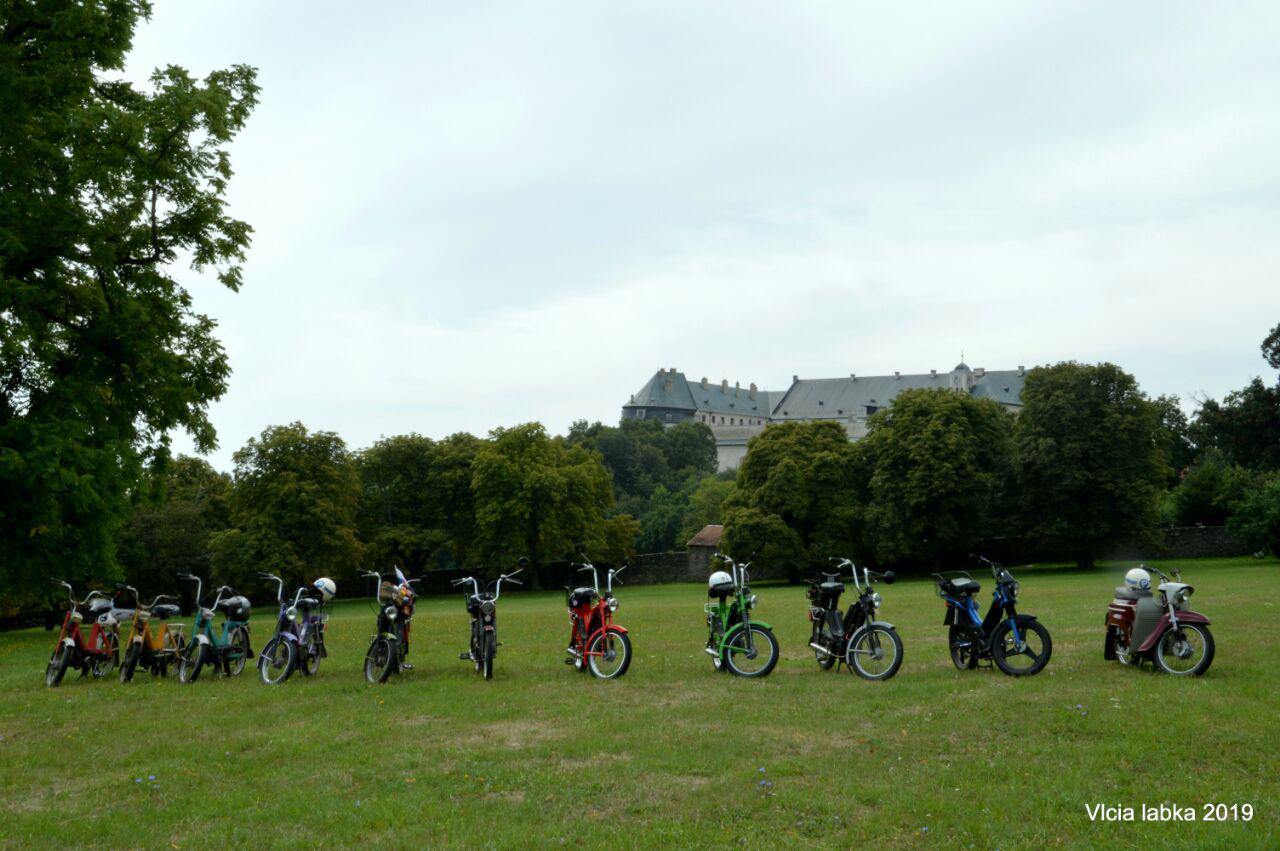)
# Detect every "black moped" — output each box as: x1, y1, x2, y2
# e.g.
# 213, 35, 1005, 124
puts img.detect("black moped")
806, 558, 903, 680
453, 561, 524, 680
